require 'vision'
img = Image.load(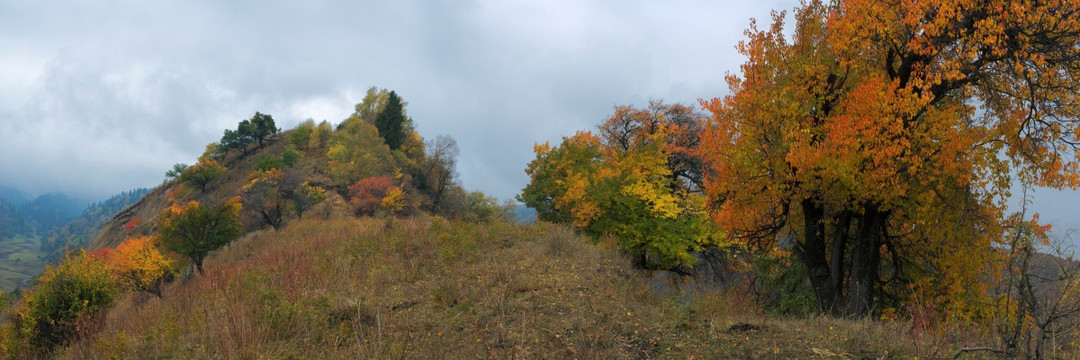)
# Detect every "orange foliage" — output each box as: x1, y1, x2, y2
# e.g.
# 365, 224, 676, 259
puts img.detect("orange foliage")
702, 0, 1080, 317
102, 236, 178, 298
